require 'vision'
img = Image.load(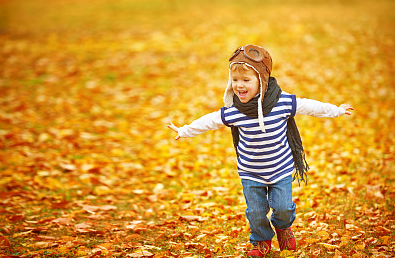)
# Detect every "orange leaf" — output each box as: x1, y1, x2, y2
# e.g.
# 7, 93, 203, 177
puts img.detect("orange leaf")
0, 234, 10, 248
